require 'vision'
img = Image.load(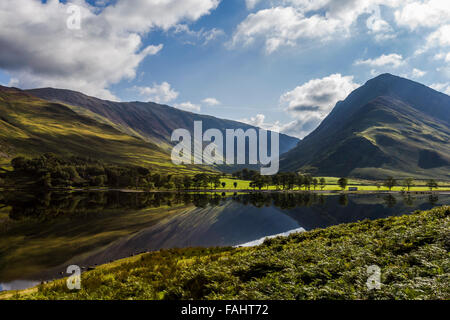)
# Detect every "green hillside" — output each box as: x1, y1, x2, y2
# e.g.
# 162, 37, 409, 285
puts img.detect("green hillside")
26, 87, 300, 167
281, 74, 450, 180
0, 86, 198, 173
